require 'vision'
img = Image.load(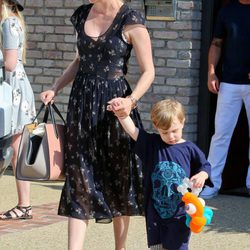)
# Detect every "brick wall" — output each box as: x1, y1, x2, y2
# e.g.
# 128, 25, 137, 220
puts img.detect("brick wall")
23, 0, 202, 142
